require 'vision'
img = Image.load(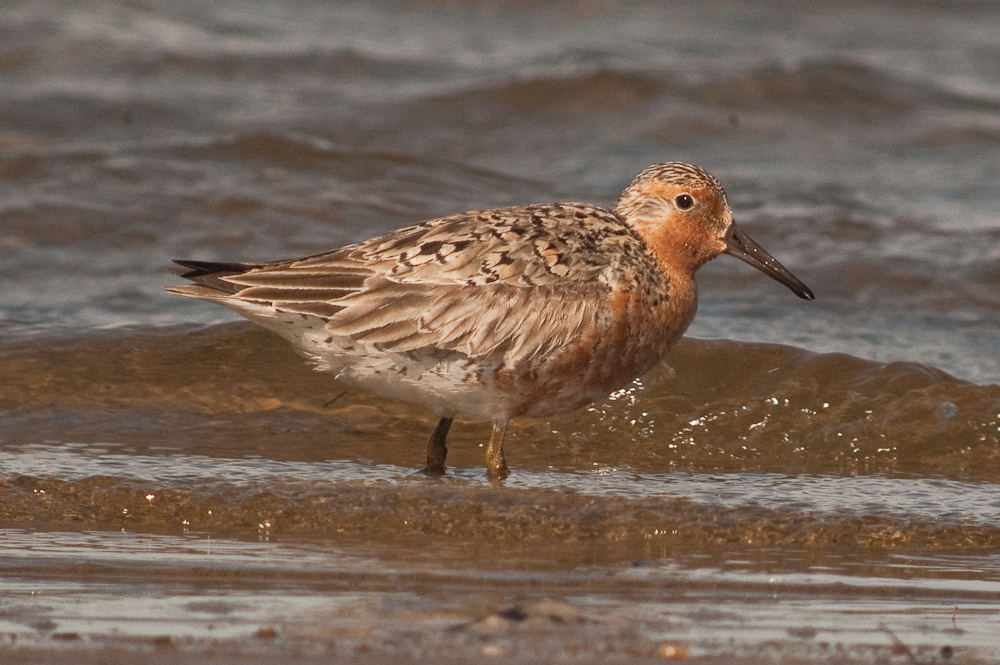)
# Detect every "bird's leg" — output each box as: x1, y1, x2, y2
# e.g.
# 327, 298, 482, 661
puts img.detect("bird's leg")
420, 415, 453, 476
485, 420, 509, 482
